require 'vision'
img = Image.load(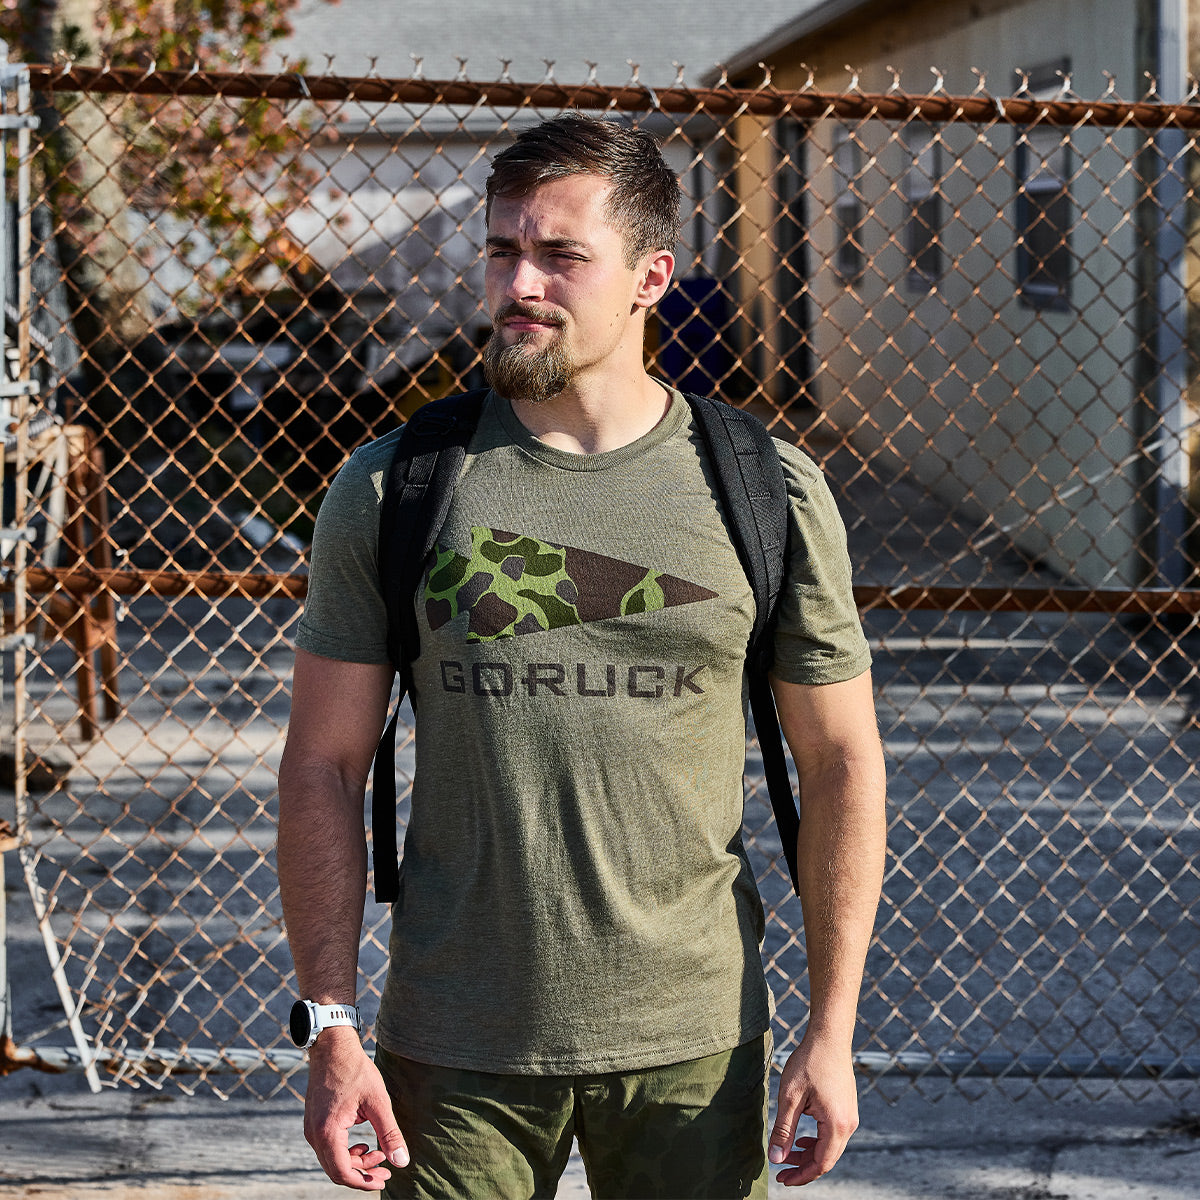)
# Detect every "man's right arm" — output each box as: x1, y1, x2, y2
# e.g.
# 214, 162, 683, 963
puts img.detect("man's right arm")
277, 647, 407, 1191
